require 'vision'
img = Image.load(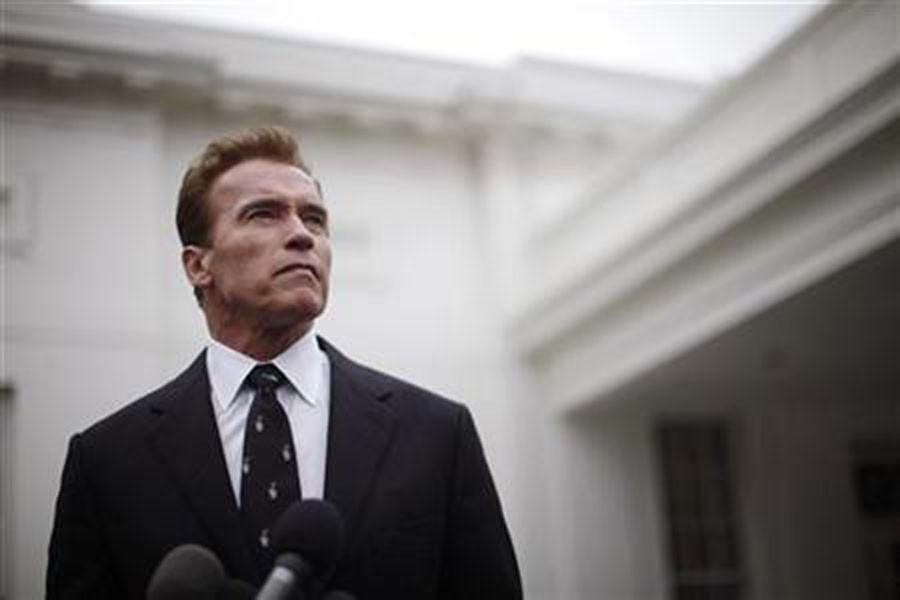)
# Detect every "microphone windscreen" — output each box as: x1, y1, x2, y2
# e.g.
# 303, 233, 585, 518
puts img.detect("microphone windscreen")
218, 578, 257, 599
146, 544, 226, 600
271, 499, 345, 576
